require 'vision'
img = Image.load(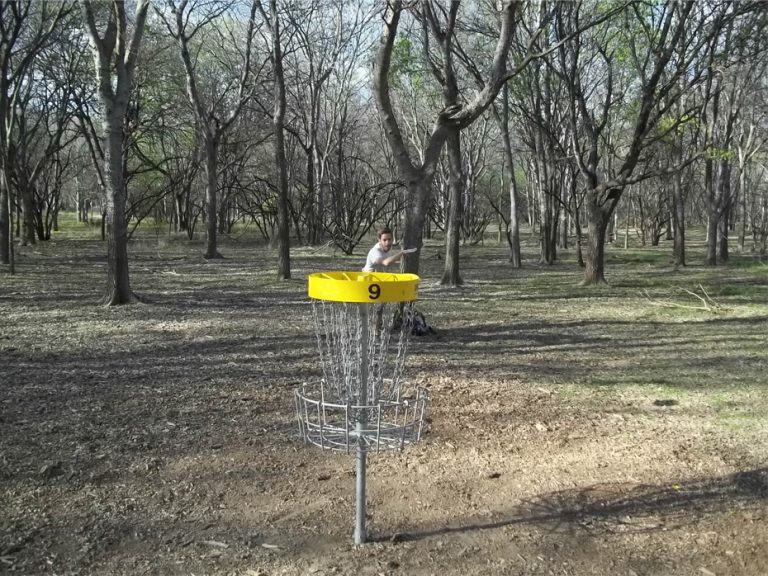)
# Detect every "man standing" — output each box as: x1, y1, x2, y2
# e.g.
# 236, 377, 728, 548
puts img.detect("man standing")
362, 227, 416, 272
